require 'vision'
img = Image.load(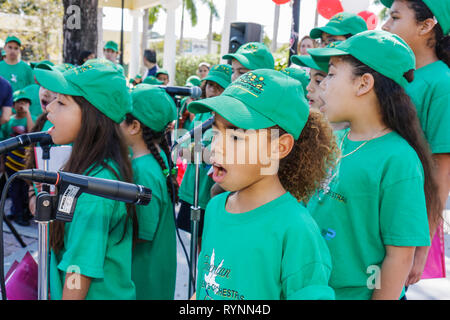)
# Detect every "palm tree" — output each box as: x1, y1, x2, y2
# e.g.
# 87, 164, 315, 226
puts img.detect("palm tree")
204, 0, 219, 54
178, 0, 219, 55
178, 0, 198, 54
